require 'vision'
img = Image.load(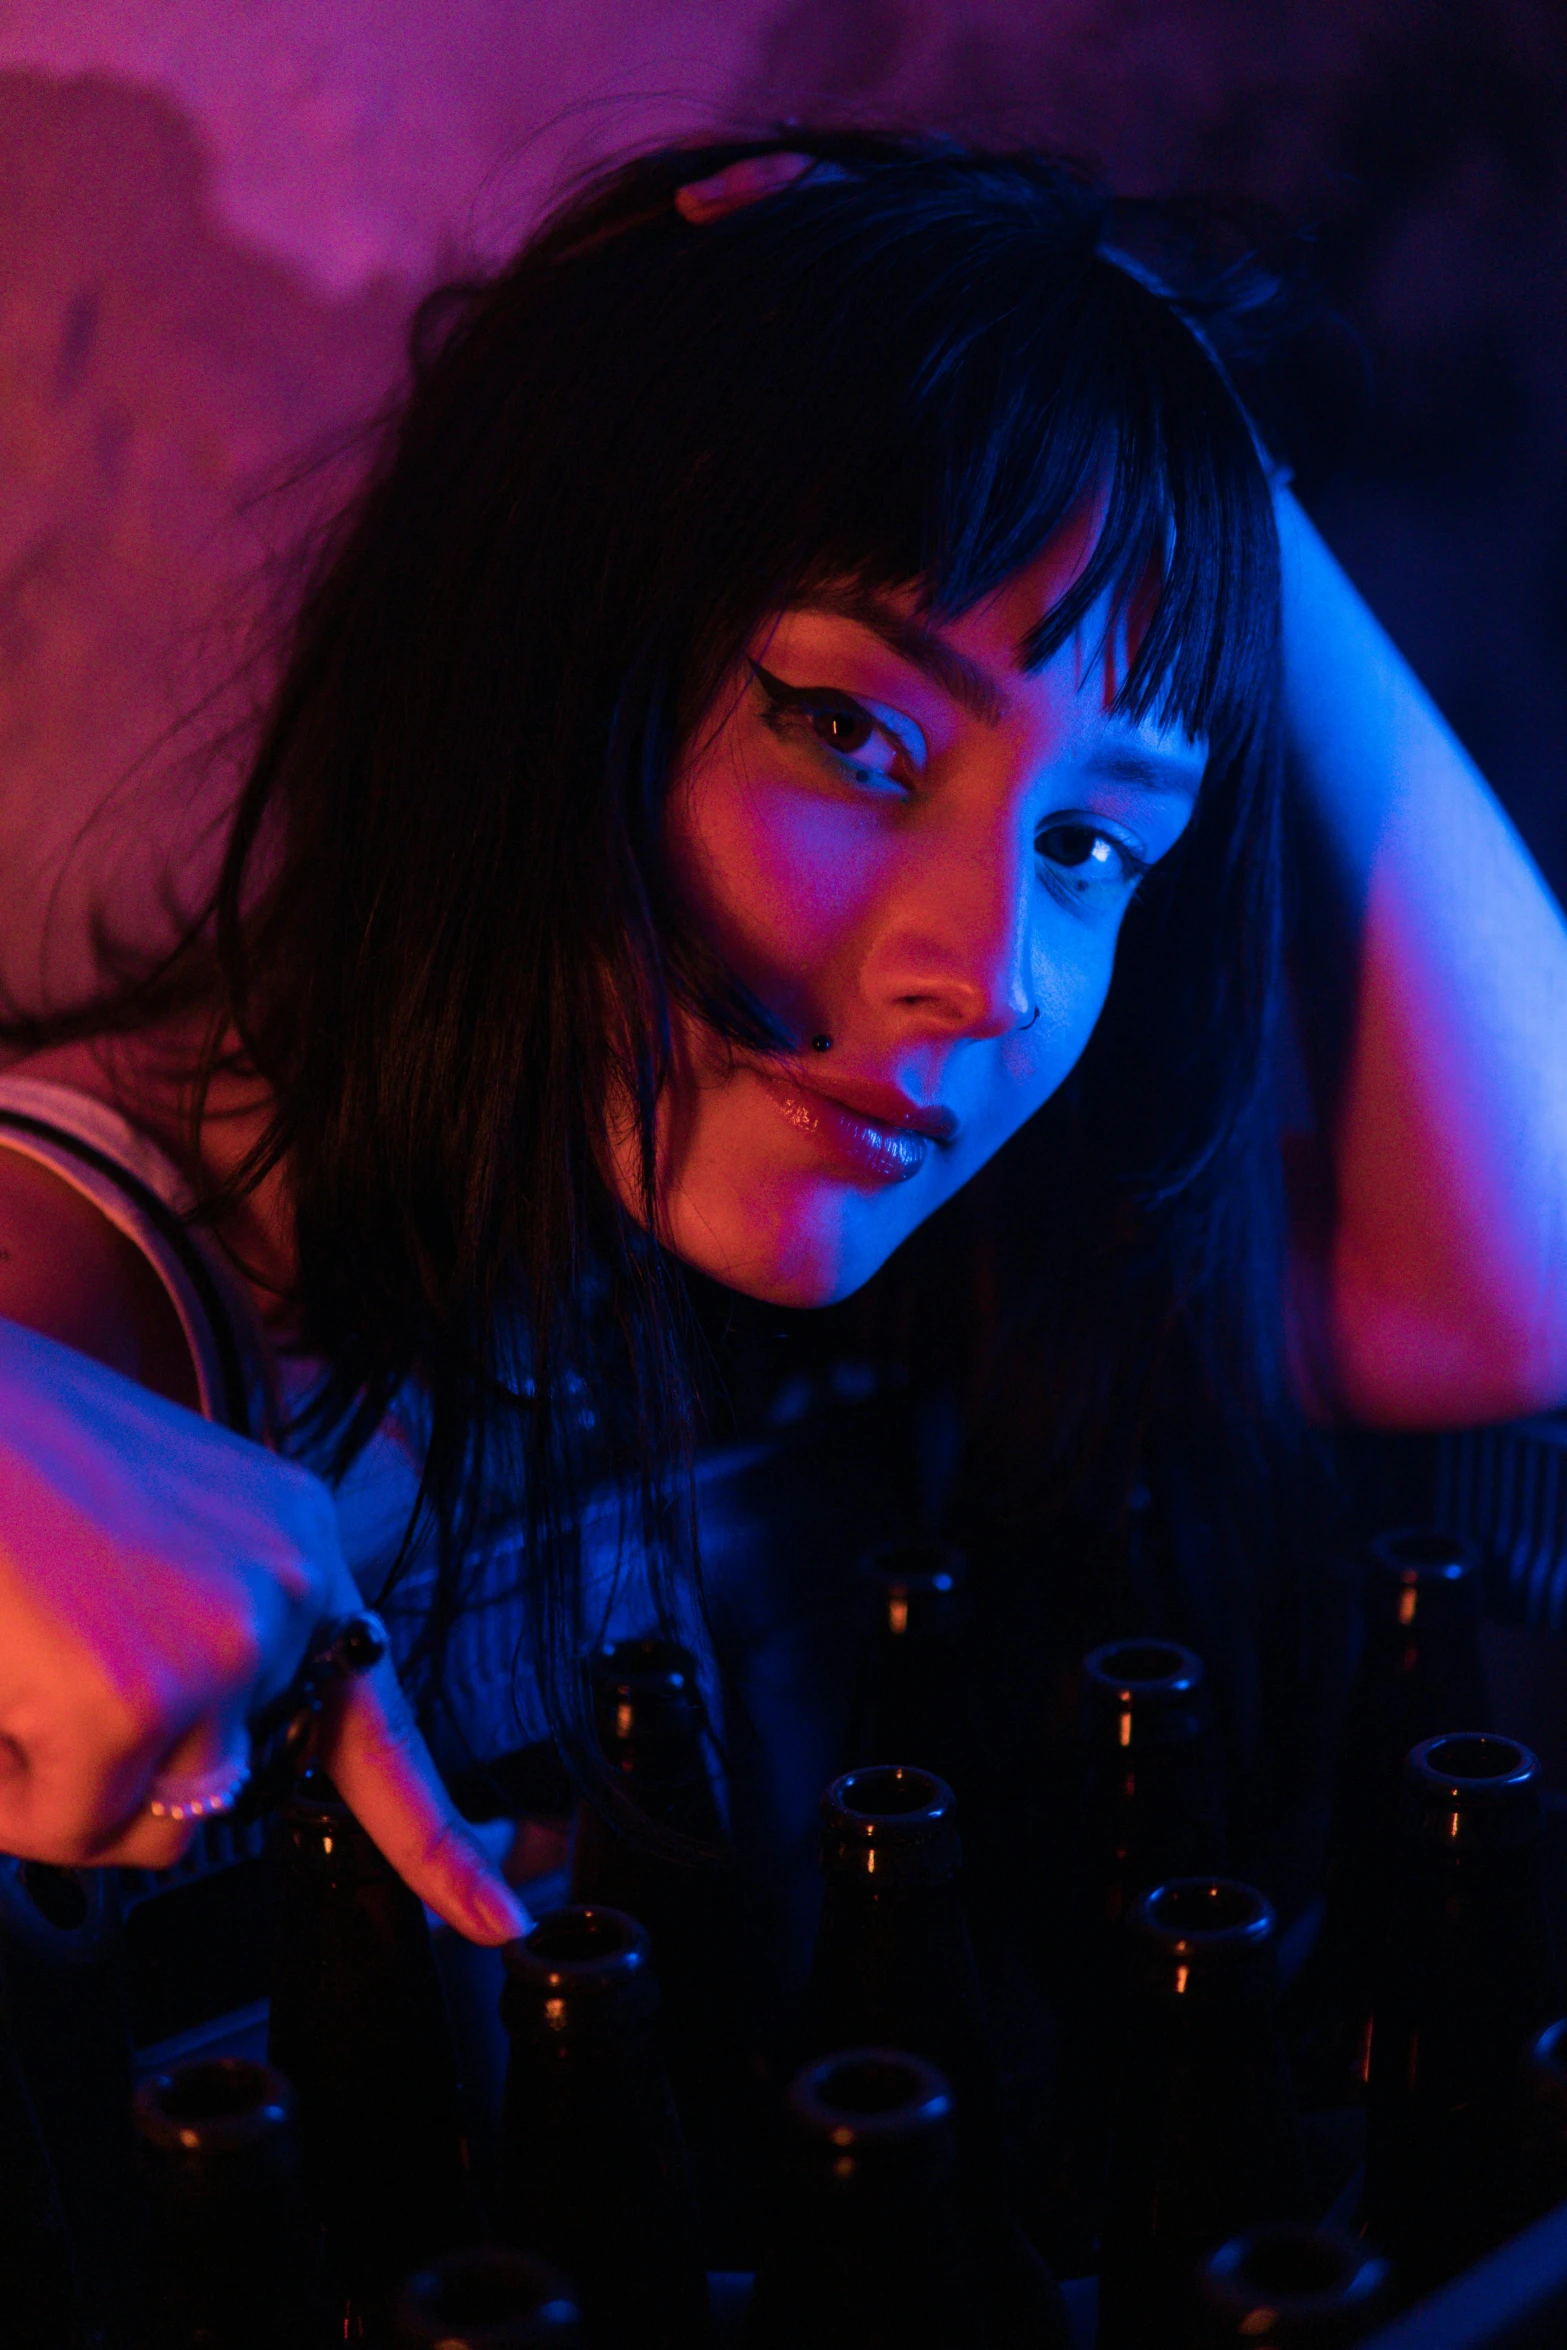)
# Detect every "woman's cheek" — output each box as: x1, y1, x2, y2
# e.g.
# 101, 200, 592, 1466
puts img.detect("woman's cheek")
712, 786, 891, 974
999, 913, 1122, 1093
